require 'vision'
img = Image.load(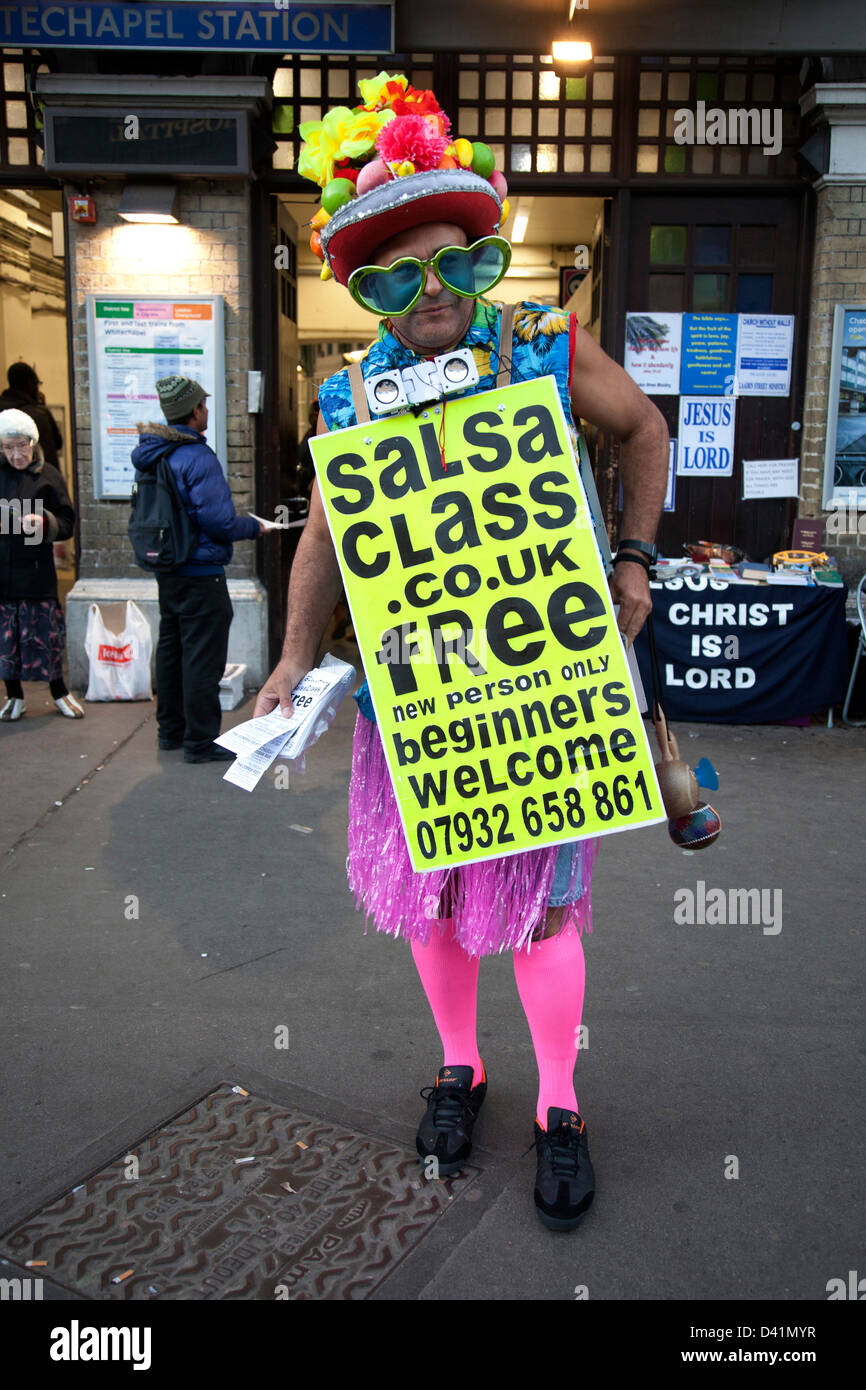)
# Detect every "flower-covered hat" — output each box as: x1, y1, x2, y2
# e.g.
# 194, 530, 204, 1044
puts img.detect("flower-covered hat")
298, 72, 510, 286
